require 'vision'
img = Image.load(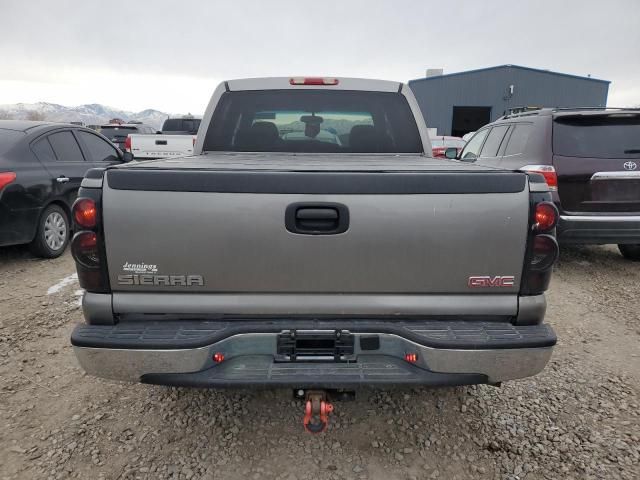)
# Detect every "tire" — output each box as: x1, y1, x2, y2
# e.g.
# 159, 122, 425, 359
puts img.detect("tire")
29, 204, 70, 258
618, 244, 640, 261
